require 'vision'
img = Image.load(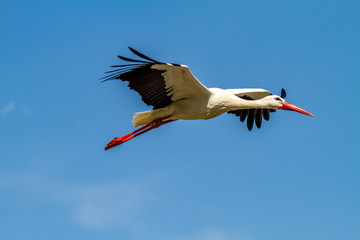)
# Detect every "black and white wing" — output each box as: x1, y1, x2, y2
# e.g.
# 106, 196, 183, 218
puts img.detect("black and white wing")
102, 47, 210, 109
226, 88, 277, 131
